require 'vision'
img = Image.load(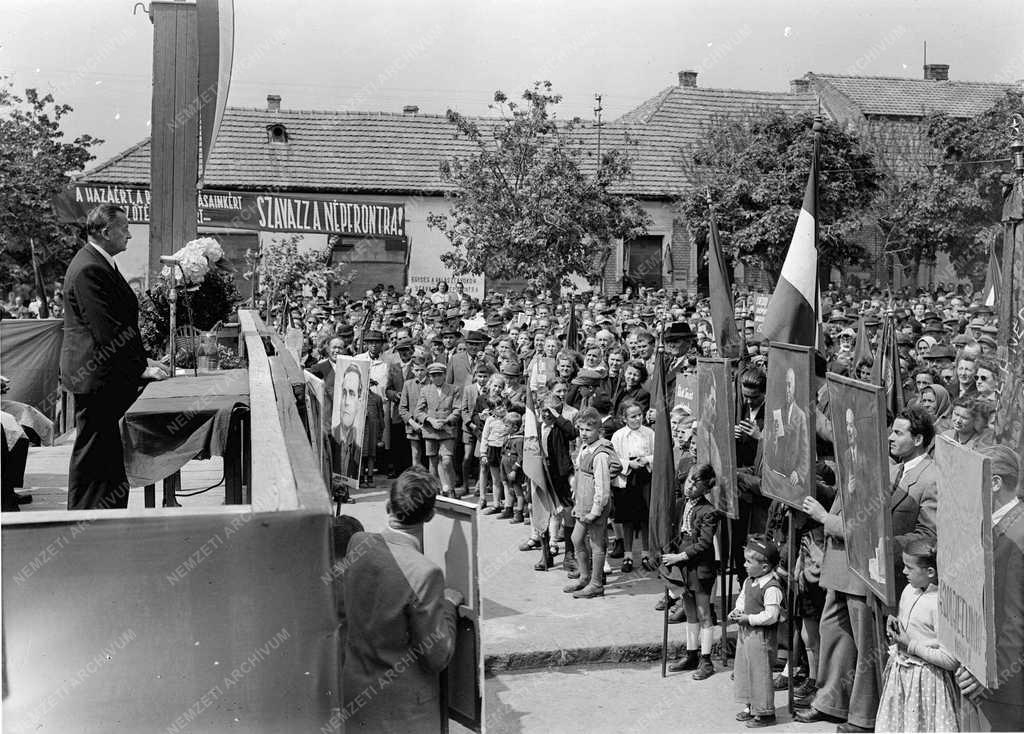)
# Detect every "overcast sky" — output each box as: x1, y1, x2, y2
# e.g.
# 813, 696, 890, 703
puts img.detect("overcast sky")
3, 0, 1023, 165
